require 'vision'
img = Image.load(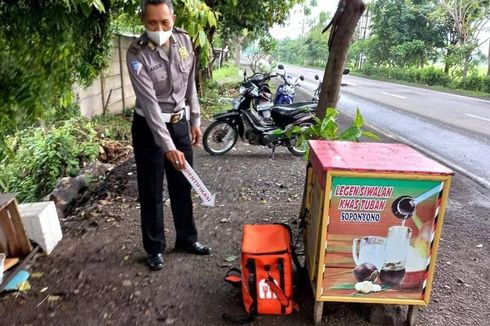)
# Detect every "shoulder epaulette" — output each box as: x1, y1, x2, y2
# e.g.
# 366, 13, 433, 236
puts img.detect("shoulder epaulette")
129, 36, 146, 55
